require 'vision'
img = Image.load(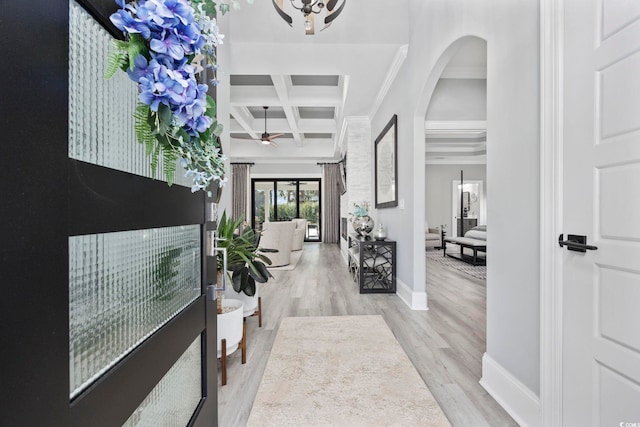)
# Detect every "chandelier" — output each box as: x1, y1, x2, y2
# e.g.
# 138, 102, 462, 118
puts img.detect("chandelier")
272, 0, 347, 35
